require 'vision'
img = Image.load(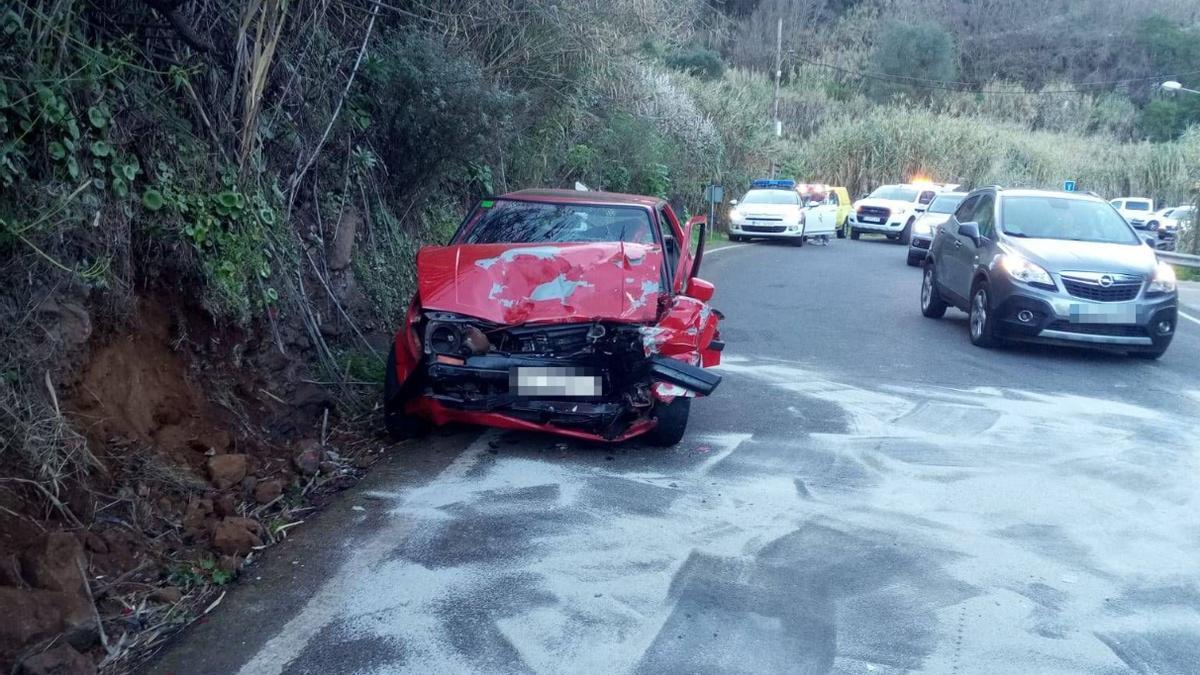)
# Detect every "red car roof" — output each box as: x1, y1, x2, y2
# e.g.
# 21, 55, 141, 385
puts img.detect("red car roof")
501, 188, 662, 208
